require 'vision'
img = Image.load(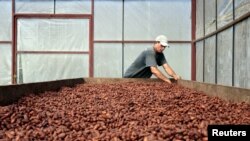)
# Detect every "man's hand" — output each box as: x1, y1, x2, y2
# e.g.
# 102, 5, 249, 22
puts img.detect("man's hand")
173, 75, 181, 80
165, 79, 172, 84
